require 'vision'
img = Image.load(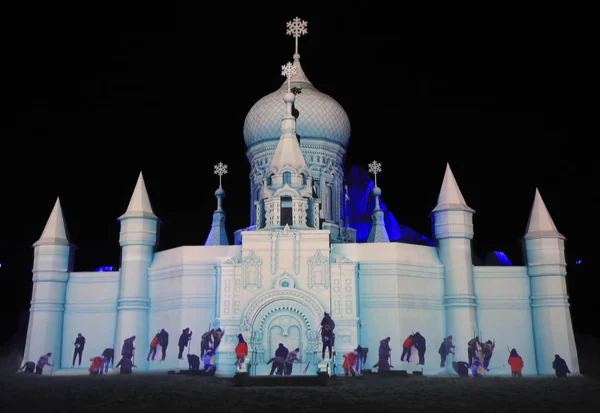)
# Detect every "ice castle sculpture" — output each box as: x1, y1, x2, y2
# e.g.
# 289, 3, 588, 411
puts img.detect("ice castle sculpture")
22, 18, 579, 377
